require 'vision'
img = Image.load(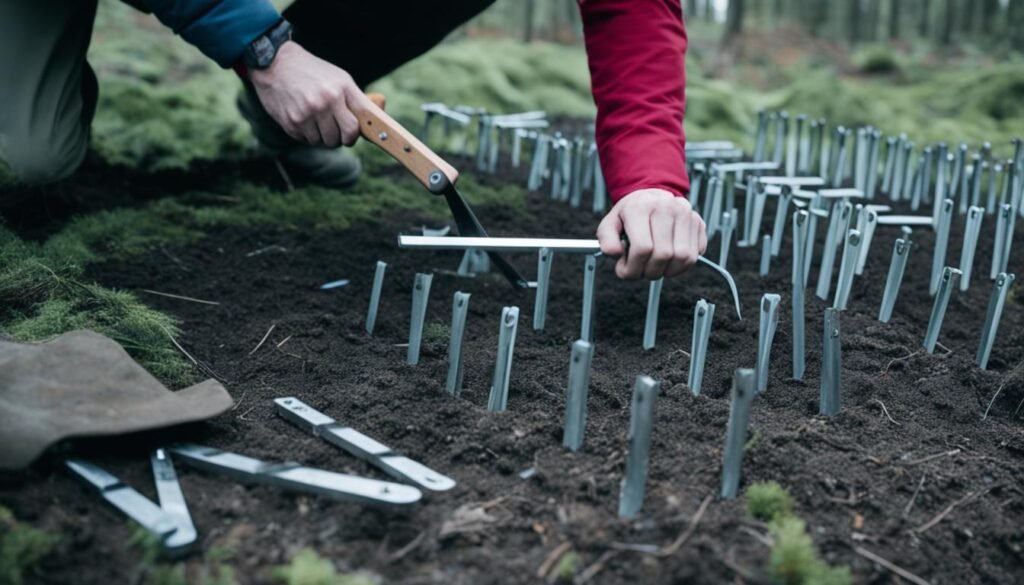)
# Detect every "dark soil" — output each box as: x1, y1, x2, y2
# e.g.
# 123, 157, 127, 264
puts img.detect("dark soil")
3, 163, 1024, 585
